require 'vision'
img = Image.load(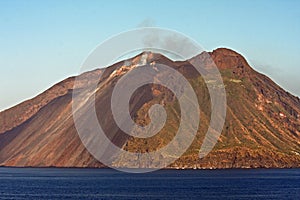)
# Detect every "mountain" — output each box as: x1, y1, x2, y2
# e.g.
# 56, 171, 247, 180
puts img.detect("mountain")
0, 48, 300, 169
